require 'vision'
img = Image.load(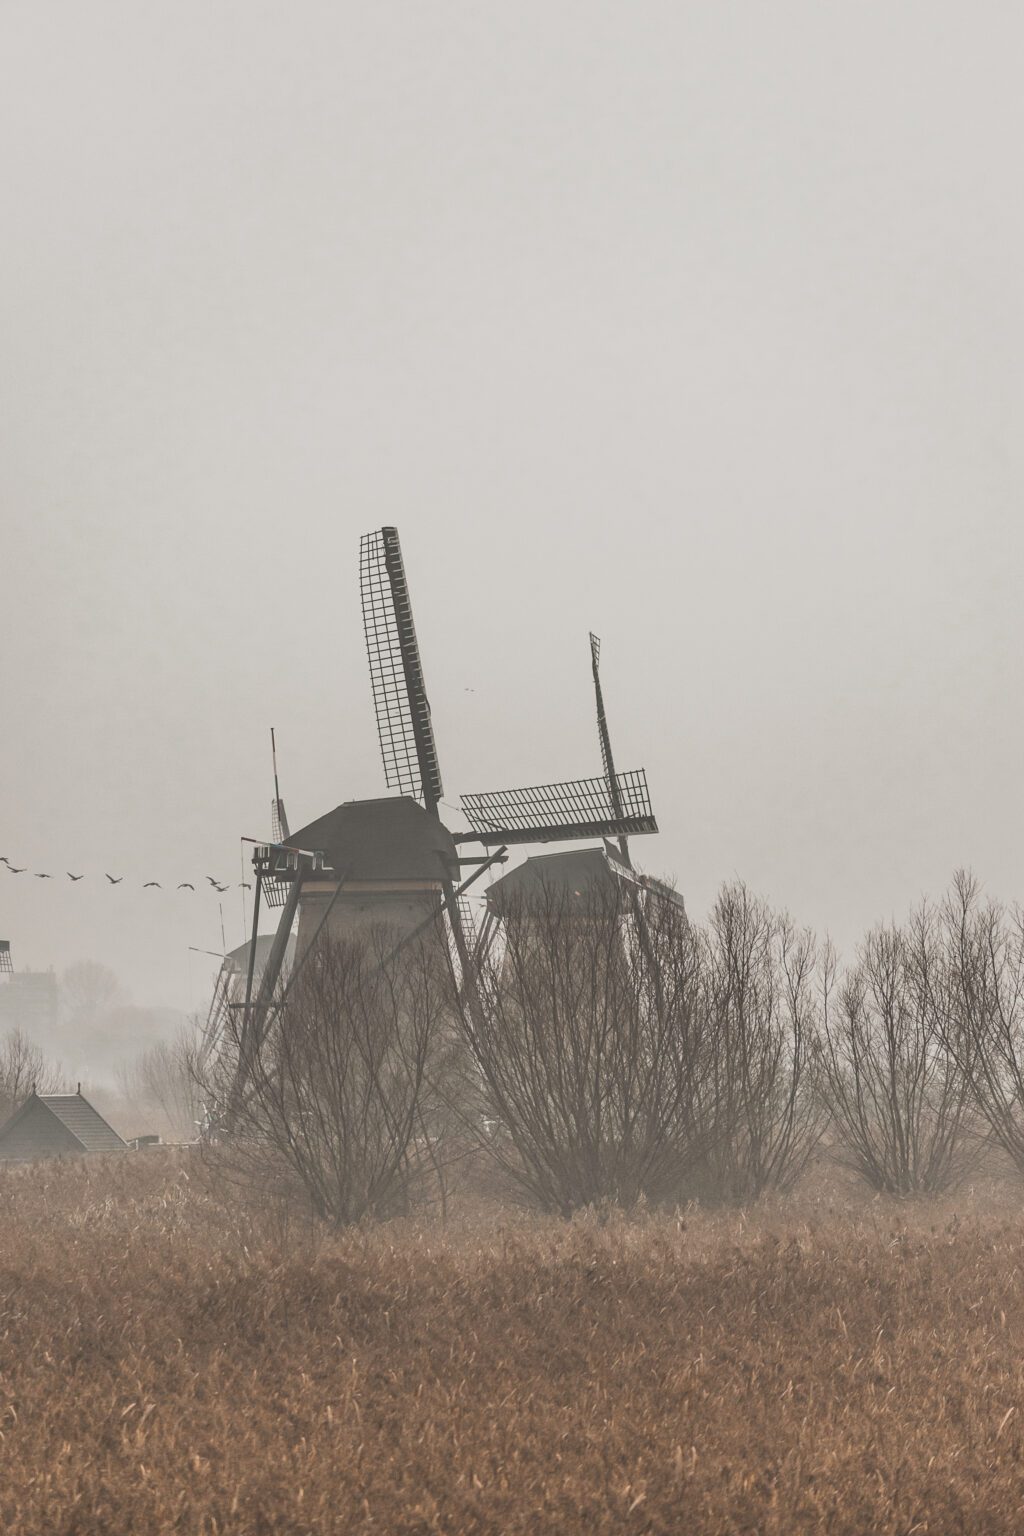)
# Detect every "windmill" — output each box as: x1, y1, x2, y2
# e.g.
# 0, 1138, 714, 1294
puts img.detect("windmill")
481, 631, 685, 933
196, 933, 297, 1072
231, 526, 661, 1085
